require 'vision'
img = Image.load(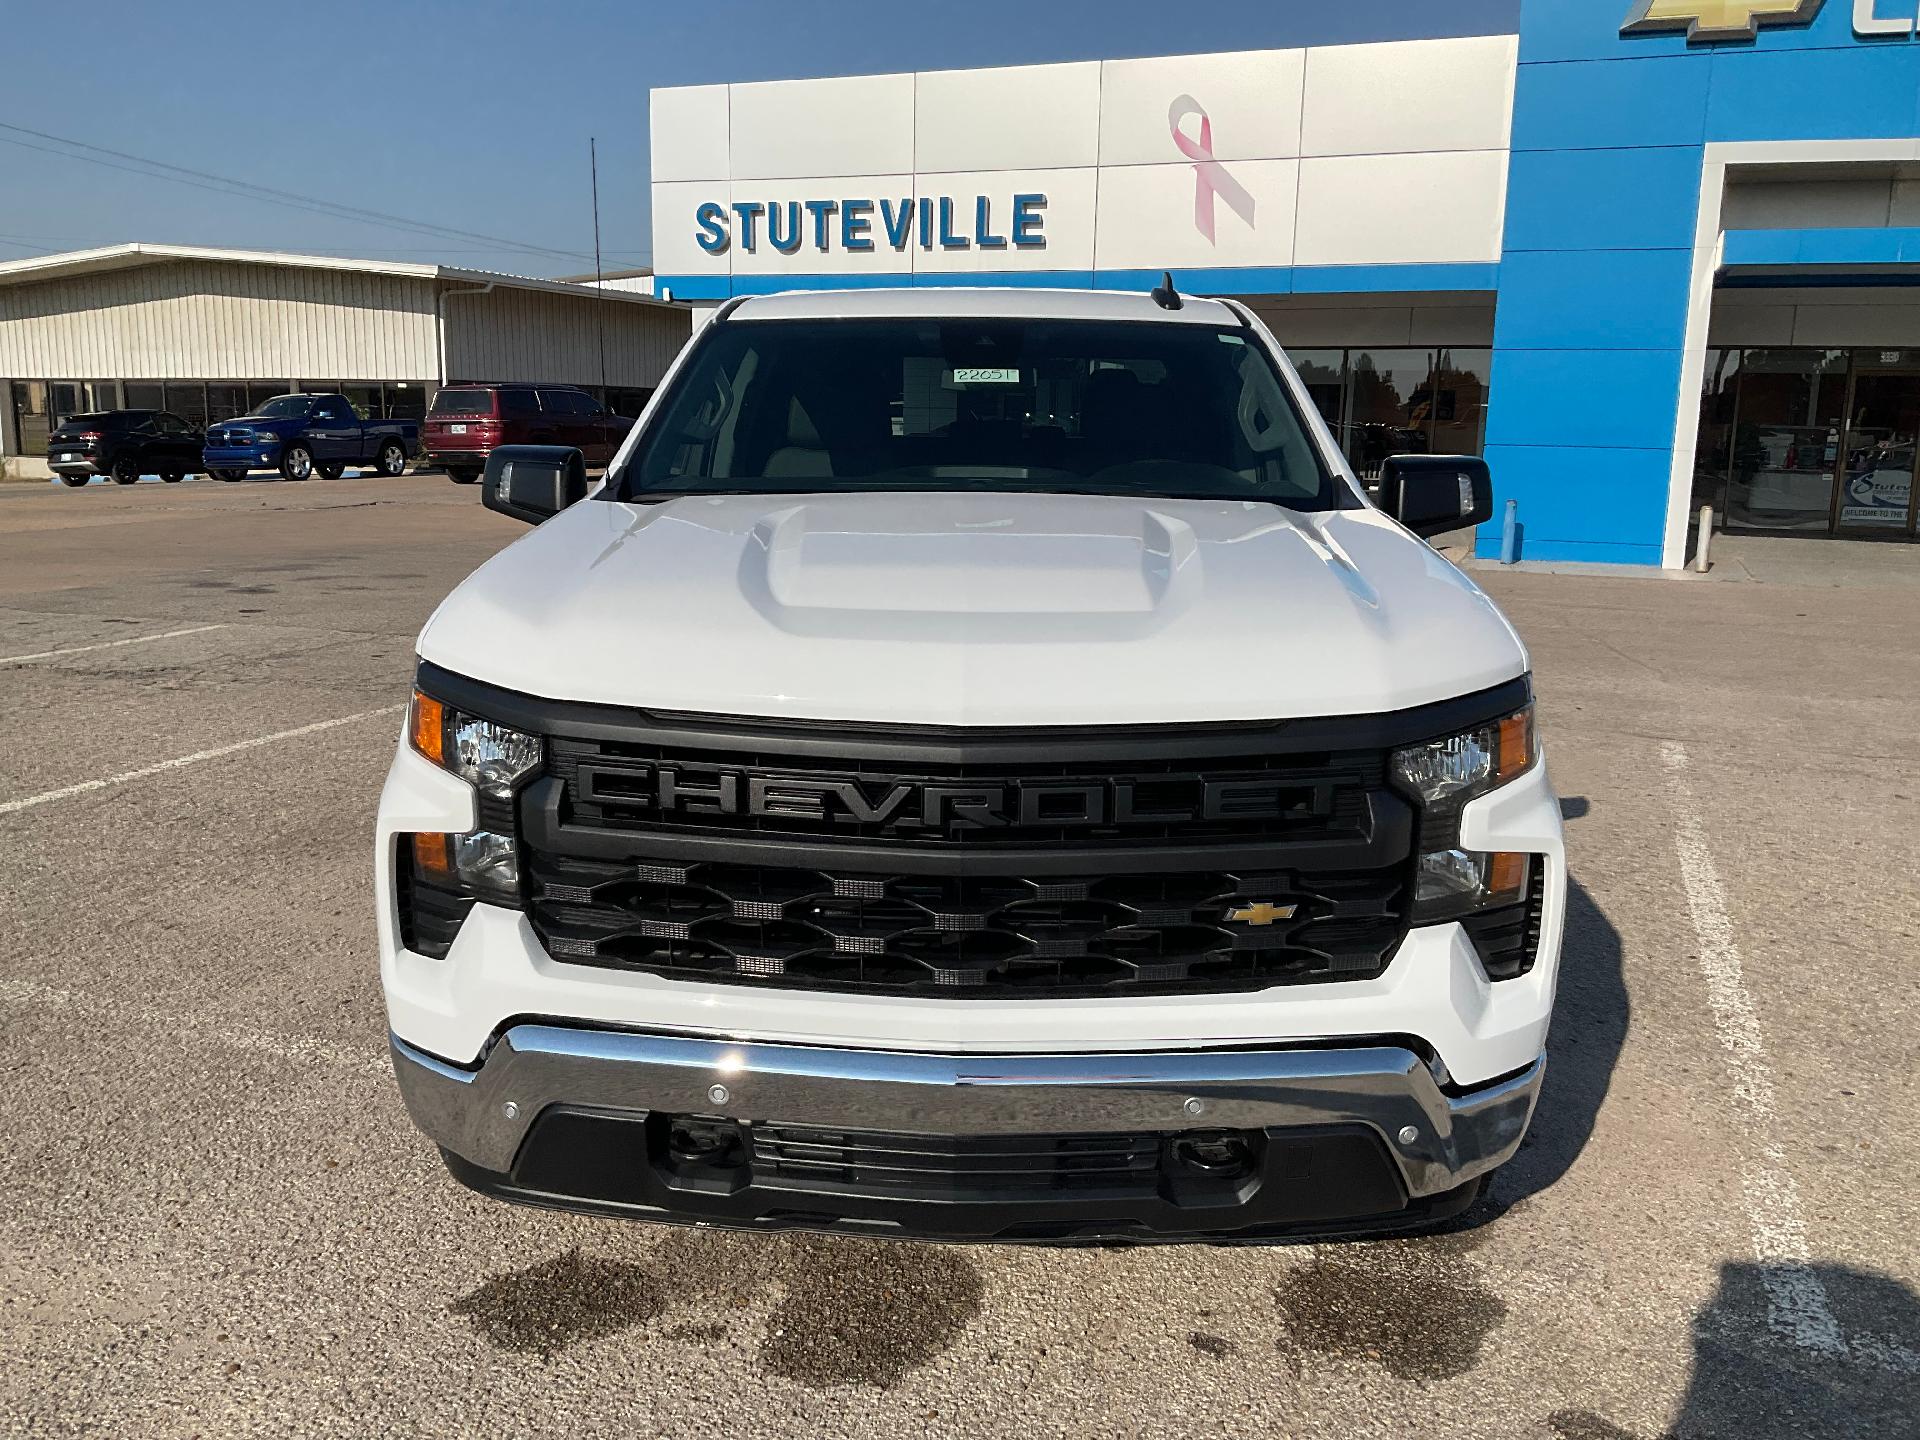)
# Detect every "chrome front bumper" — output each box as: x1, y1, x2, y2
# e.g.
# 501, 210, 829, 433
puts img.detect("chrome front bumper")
392, 1025, 1542, 1202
